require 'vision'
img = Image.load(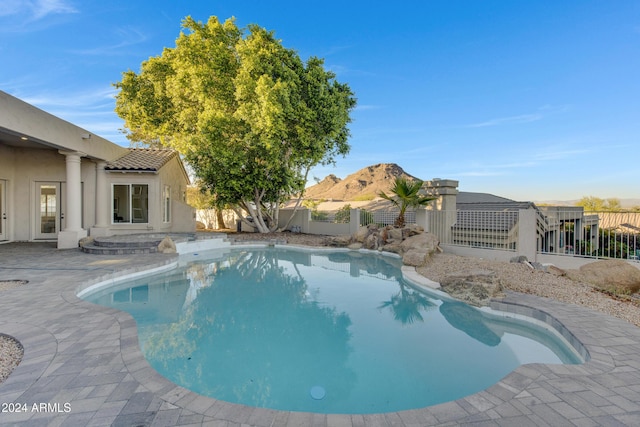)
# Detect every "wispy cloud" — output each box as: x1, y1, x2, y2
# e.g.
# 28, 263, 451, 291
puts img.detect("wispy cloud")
22, 86, 116, 109
466, 104, 570, 128
467, 113, 543, 128
30, 0, 77, 20
0, 0, 78, 32
446, 160, 539, 178
67, 26, 149, 56
0, 0, 77, 20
